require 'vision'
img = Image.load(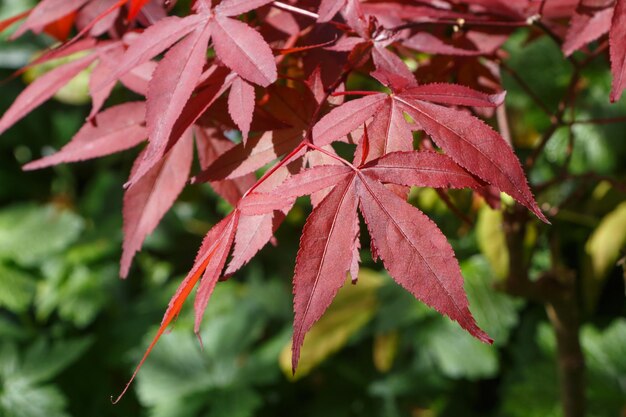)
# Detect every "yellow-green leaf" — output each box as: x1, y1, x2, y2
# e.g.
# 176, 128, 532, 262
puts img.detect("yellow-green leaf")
373, 330, 399, 373
23, 51, 93, 105
279, 269, 384, 380
476, 205, 509, 280
586, 202, 626, 279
